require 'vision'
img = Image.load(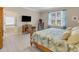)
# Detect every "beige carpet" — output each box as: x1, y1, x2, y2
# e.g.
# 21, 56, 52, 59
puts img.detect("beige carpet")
0, 26, 41, 52
23, 46, 41, 52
